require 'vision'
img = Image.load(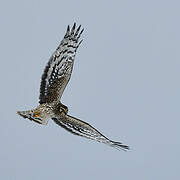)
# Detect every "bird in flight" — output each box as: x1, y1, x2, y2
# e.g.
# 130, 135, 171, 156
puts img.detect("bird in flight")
17, 23, 129, 151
